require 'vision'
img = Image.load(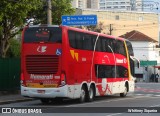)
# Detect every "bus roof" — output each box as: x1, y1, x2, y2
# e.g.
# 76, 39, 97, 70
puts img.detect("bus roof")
62, 25, 125, 41
25, 25, 126, 41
